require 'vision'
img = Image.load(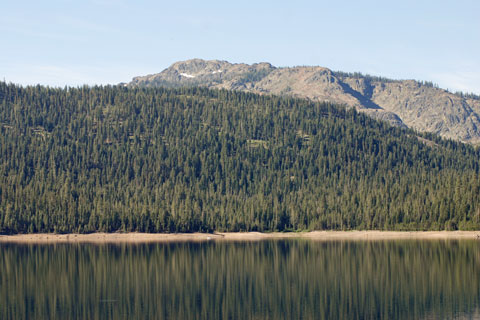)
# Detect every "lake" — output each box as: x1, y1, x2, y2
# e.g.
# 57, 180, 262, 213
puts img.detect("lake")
1, 240, 479, 319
